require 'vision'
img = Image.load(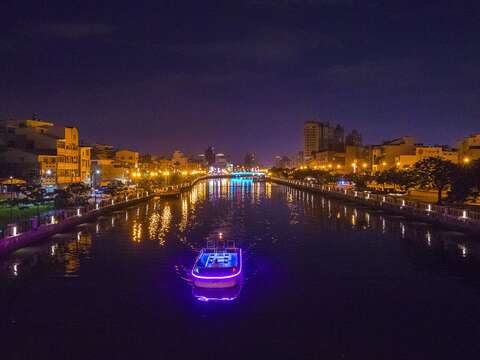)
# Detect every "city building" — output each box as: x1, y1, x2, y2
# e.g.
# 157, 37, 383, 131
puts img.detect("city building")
304, 121, 321, 161
311, 150, 345, 171
214, 153, 227, 168
0, 118, 91, 188
92, 147, 139, 185
395, 145, 458, 169
345, 129, 362, 146
273, 155, 292, 168
115, 149, 139, 168
332, 125, 345, 151
371, 136, 416, 172
458, 134, 480, 163
171, 150, 188, 170
304, 120, 345, 161
92, 143, 116, 160
204, 146, 215, 166
244, 152, 257, 169
80, 147, 92, 184
345, 145, 371, 173
91, 159, 127, 186
56, 127, 81, 185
